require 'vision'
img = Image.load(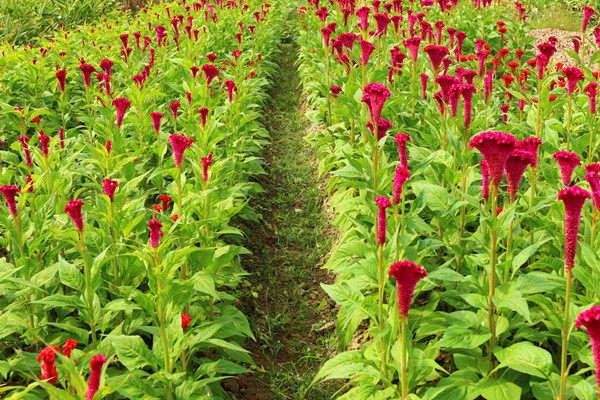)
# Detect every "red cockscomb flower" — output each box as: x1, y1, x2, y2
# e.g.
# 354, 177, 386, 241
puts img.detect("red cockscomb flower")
150, 112, 164, 135
148, 219, 163, 248
393, 166, 410, 205
62, 339, 77, 358
576, 305, 600, 391
103, 179, 118, 201
563, 67, 585, 95
375, 196, 391, 245
0, 185, 20, 216
201, 152, 213, 182
169, 134, 192, 168
480, 161, 490, 200
518, 137, 542, 168
394, 134, 410, 169
584, 164, 600, 210
37, 346, 59, 385
423, 45, 449, 75
505, 149, 535, 202
38, 131, 50, 157
169, 102, 181, 120
201, 64, 219, 86
182, 314, 192, 330
78, 64, 96, 87
361, 83, 391, 127
469, 131, 518, 188
553, 151, 581, 186
112, 98, 131, 128
558, 185, 591, 272
583, 6, 597, 31
85, 355, 107, 400
64, 200, 85, 231
18, 136, 32, 167
388, 261, 427, 318
158, 194, 172, 211
366, 119, 392, 141
198, 107, 209, 128
56, 69, 67, 93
